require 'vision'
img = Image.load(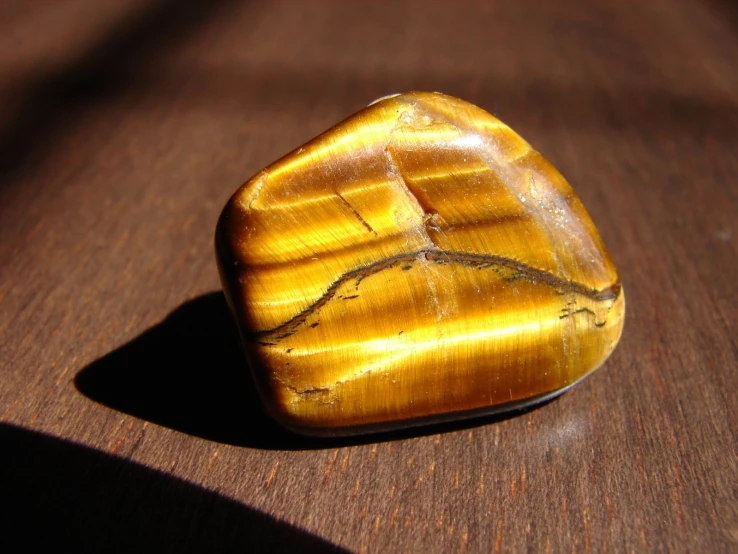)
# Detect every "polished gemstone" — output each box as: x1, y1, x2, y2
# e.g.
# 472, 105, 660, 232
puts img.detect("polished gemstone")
216, 92, 625, 436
